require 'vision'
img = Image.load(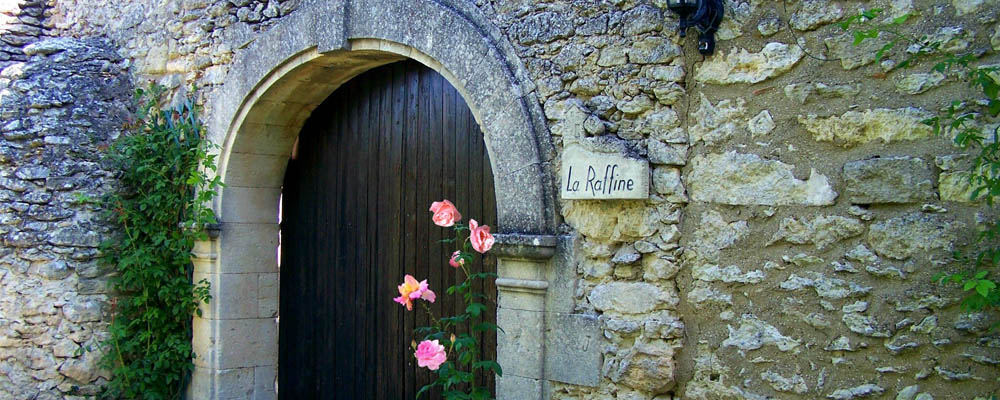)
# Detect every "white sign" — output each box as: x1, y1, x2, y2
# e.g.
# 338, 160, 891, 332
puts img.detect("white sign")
560, 145, 649, 200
